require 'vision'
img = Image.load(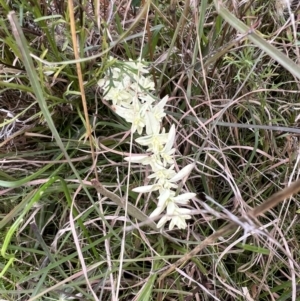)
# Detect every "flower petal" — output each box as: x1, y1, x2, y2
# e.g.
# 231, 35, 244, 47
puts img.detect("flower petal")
169, 163, 195, 182
132, 184, 159, 193
157, 215, 170, 228
157, 189, 172, 206
164, 124, 176, 151
173, 193, 196, 204
124, 155, 150, 163
149, 204, 166, 218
